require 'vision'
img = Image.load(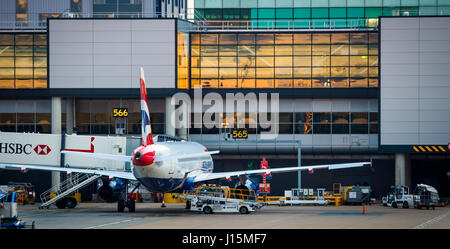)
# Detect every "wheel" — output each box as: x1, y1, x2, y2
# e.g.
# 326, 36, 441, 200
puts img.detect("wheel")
185, 200, 191, 210
55, 198, 67, 209
128, 199, 136, 213
203, 206, 213, 214
239, 206, 249, 214
402, 201, 409, 209
118, 199, 126, 212
66, 197, 77, 209
392, 202, 398, 208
